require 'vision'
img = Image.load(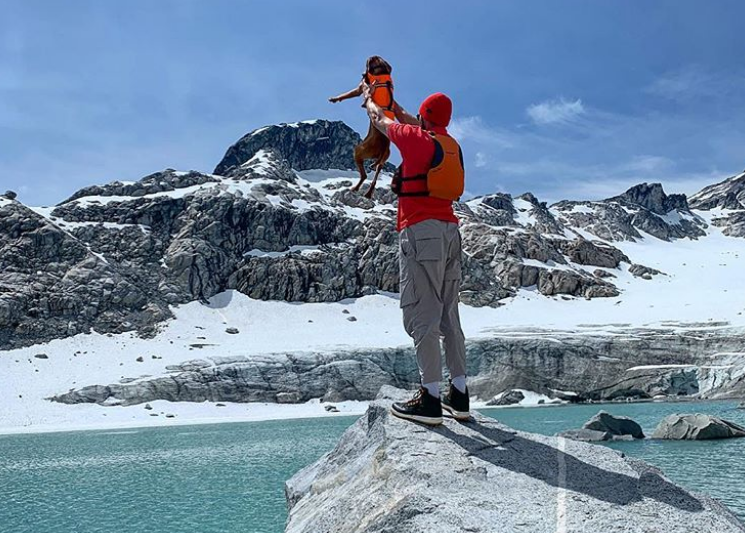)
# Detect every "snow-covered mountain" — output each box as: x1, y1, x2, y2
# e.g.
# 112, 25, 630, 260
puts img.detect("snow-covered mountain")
1, 119, 745, 433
